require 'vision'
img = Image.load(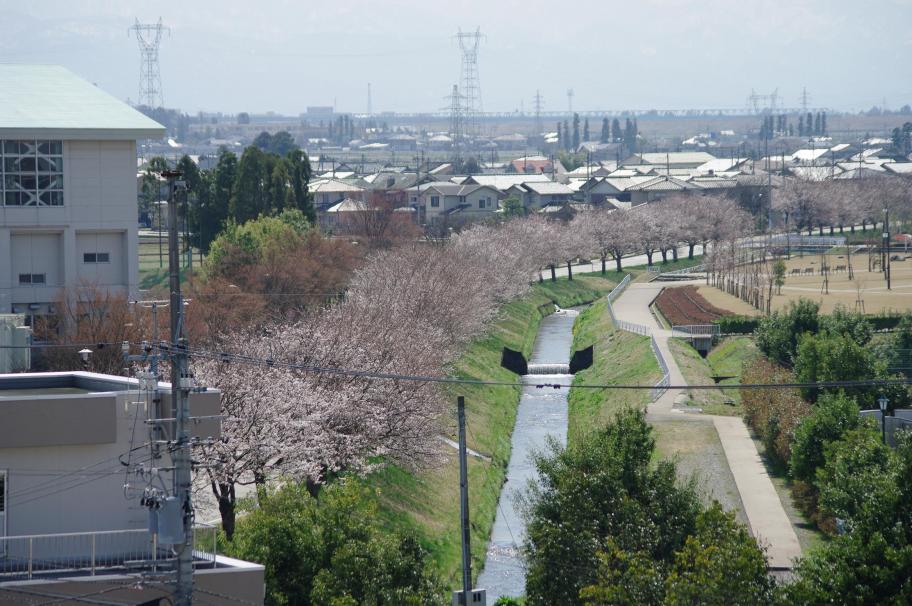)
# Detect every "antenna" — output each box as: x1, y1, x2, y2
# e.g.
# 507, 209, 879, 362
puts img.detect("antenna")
128, 18, 170, 108
567, 88, 574, 115
455, 27, 485, 138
